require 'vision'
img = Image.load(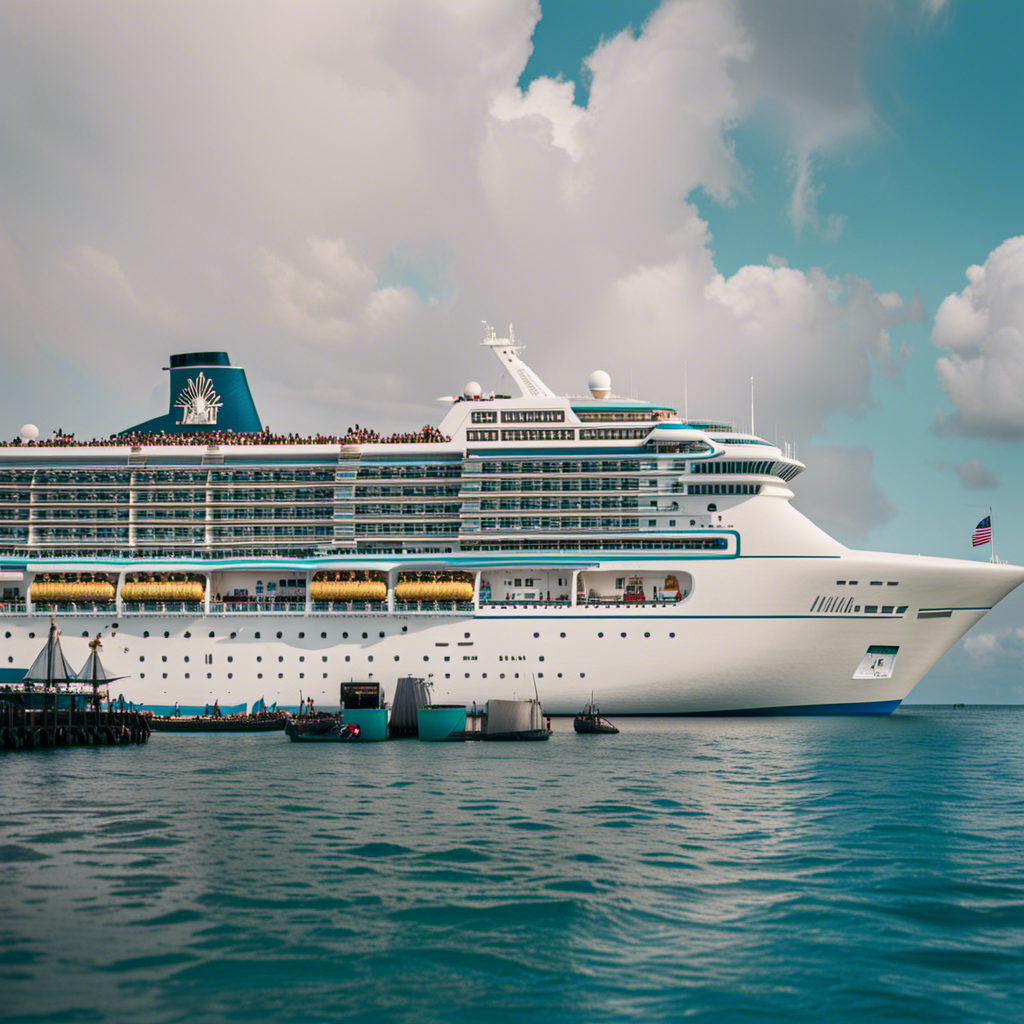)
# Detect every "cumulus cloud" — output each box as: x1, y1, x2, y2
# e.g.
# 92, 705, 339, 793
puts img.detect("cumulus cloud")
933, 236, 1024, 437
938, 458, 998, 490
963, 626, 1024, 666
0, 0, 920, 491
790, 445, 896, 540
